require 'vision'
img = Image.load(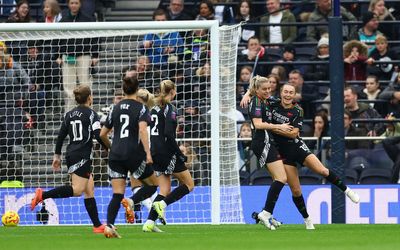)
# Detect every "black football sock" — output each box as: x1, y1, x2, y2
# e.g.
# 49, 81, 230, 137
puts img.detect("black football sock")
292, 195, 309, 219
326, 170, 347, 192
42, 185, 73, 200
263, 181, 285, 214
130, 185, 157, 204
84, 197, 102, 227
148, 194, 165, 221
107, 193, 123, 226
164, 185, 190, 206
